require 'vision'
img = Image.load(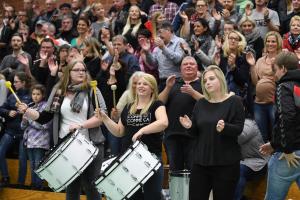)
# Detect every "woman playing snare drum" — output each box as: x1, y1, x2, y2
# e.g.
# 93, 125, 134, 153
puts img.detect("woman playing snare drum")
100, 73, 168, 200
18, 60, 107, 200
